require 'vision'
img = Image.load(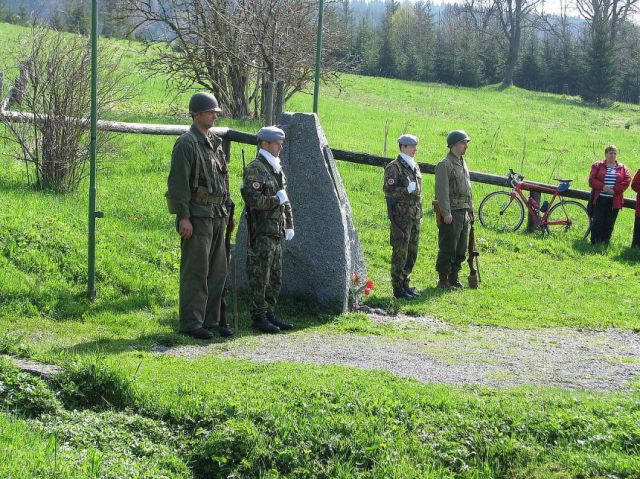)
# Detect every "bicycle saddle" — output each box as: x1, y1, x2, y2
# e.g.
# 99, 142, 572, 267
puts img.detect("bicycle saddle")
554, 178, 573, 183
